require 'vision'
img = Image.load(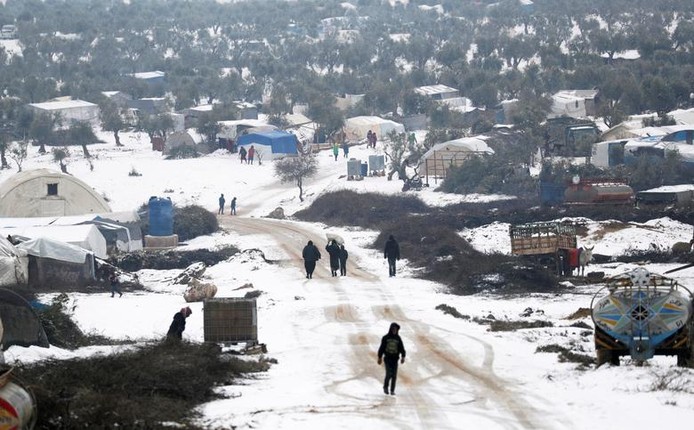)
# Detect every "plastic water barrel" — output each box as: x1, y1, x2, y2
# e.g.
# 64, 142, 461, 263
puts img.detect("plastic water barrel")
0, 381, 35, 429
360, 162, 368, 177
148, 197, 174, 236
